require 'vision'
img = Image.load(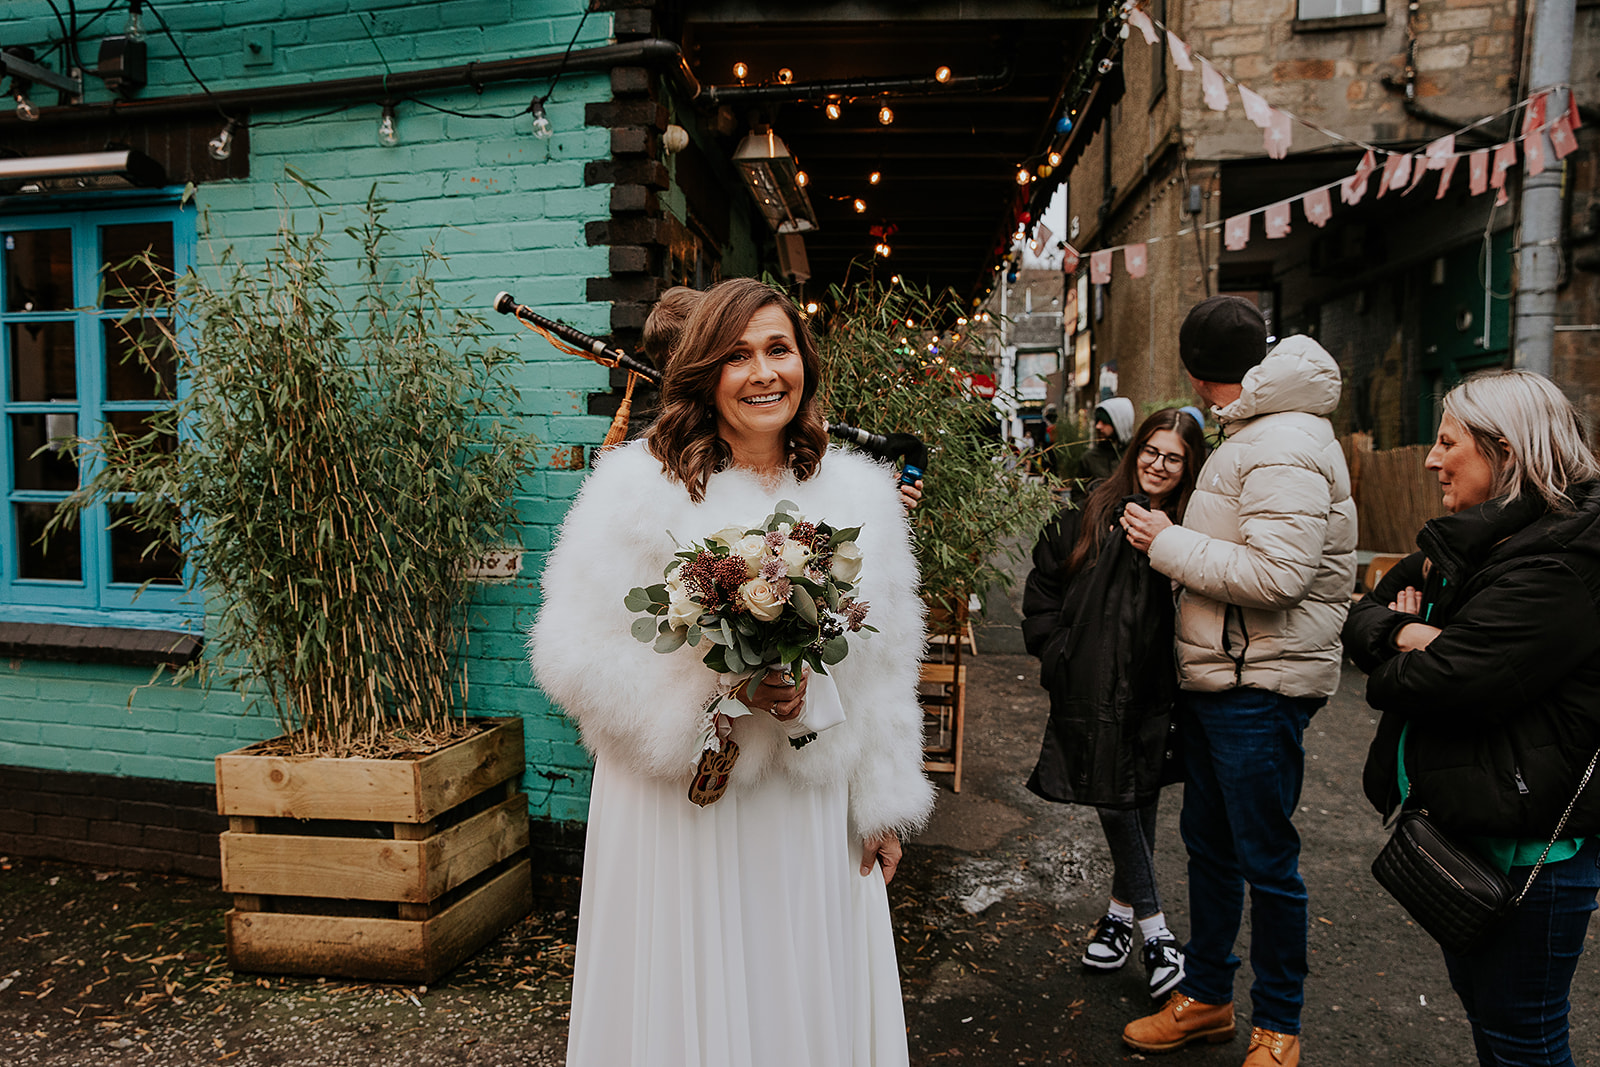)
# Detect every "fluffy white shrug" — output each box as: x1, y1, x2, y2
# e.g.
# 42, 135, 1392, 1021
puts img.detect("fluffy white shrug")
528, 441, 935, 840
